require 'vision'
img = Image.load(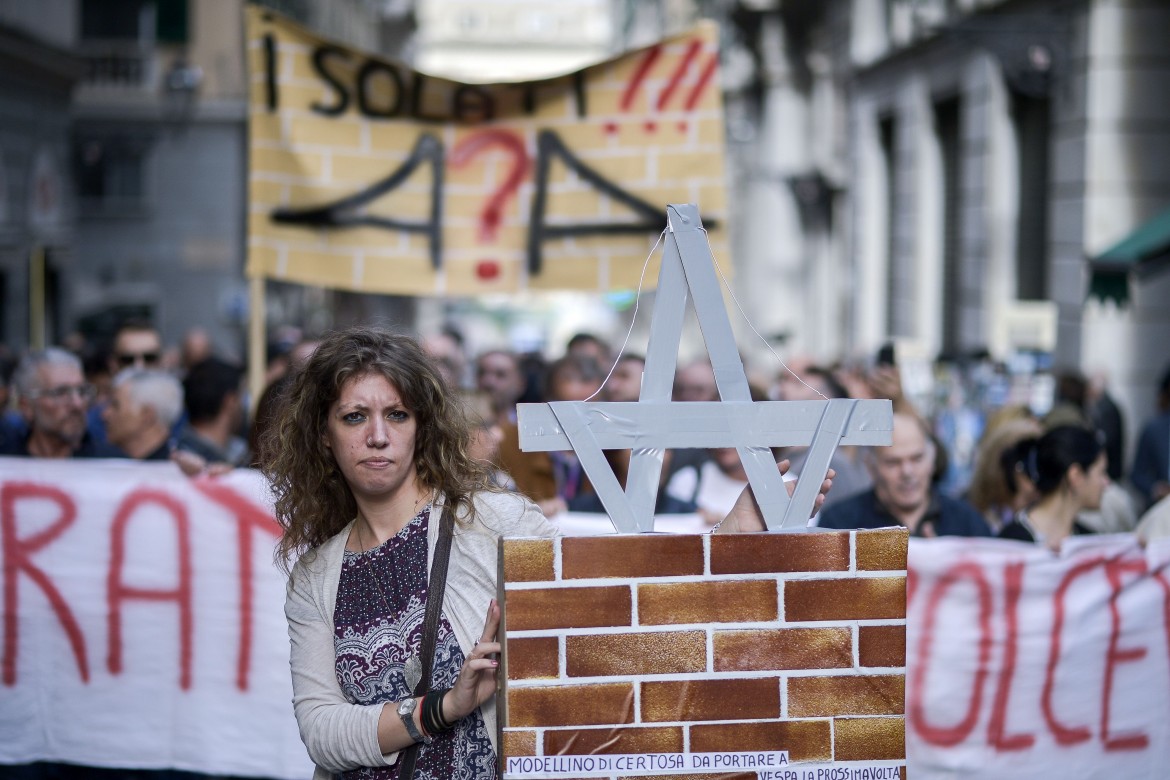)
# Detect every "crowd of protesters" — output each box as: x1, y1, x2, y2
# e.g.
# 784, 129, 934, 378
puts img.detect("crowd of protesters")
0, 321, 247, 472
2, 320, 1169, 548
2, 319, 1170, 780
